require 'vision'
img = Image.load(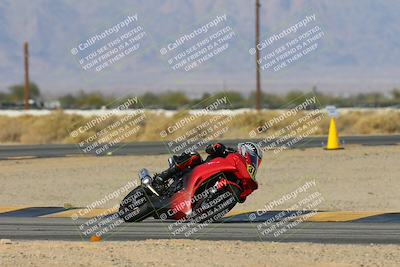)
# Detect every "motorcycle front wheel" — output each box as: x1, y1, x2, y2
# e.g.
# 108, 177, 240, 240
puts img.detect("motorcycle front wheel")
118, 186, 153, 222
